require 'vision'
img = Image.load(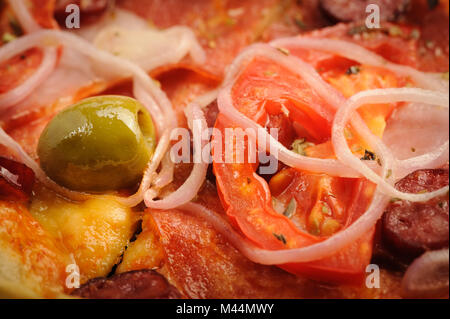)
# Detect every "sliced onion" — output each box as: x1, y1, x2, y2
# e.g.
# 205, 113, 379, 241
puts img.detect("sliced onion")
1, 0, 57, 110
179, 191, 389, 264
219, 43, 378, 178
78, 8, 206, 69
145, 104, 209, 209
401, 249, 449, 299
1, 29, 177, 206
397, 141, 449, 179
8, 0, 41, 33
93, 24, 206, 71
383, 102, 449, 179
0, 48, 57, 110
133, 81, 167, 137
270, 37, 448, 92
153, 152, 175, 189
117, 129, 171, 207
332, 88, 449, 202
